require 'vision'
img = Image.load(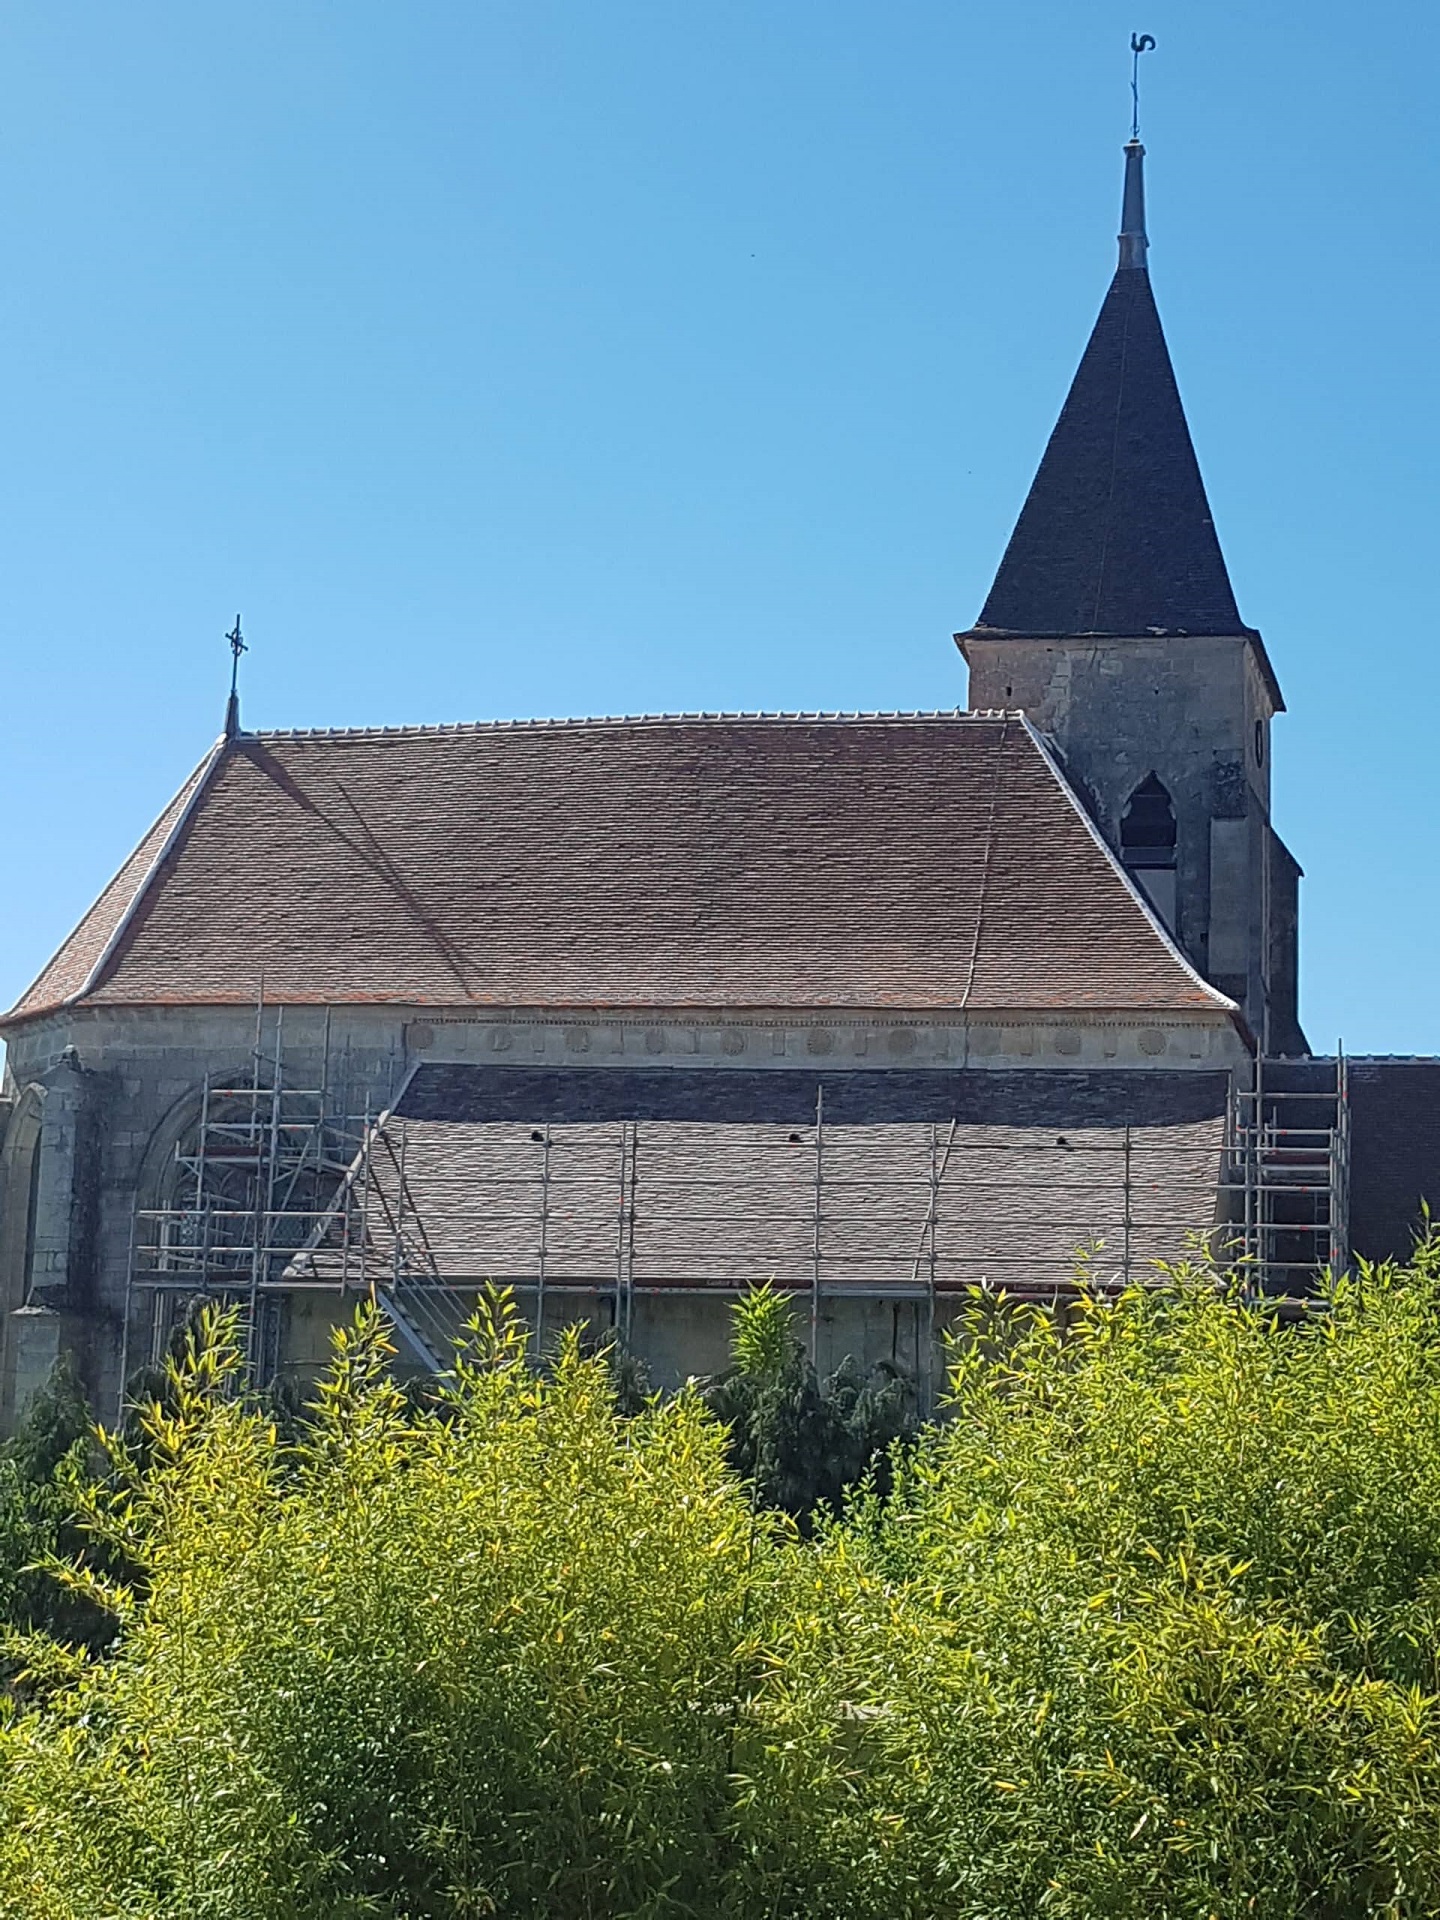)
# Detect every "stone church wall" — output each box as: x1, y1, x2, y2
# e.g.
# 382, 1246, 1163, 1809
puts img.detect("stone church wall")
0, 1002, 1245, 1429
964, 632, 1303, 1050
1, 1006, 410, 1424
